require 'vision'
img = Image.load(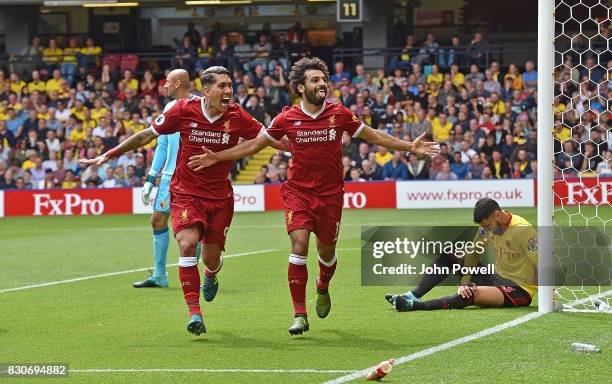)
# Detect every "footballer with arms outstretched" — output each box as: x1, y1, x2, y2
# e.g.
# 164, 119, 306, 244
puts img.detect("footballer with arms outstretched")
81, 66, 288, 335
386, 198, 537, 311
133, 68, 201, 289
187, 57, 439, 335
